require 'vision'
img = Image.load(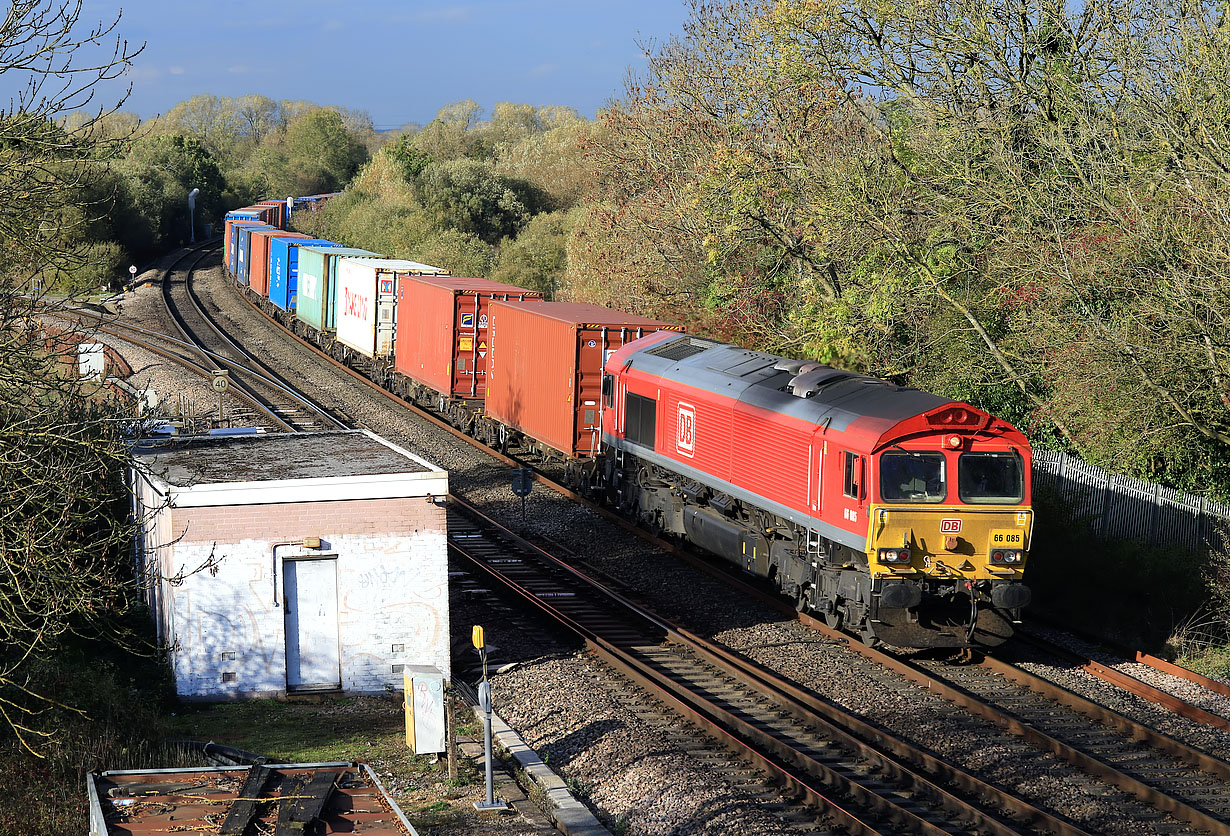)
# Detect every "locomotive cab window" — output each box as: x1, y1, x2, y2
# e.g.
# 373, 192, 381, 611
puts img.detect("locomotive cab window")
958, 451, 1024, 504
879, 451, 946, 503
625, 392, 656, 450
